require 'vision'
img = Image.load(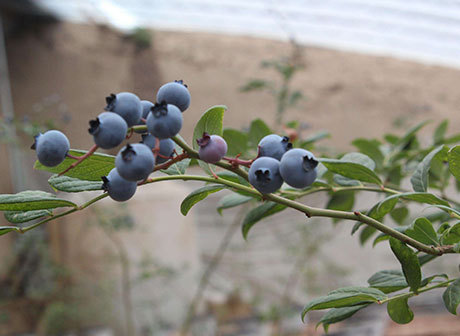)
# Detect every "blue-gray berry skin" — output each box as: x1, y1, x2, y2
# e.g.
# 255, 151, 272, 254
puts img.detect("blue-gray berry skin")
89, 112, 128, 149
141, 134, 175, 164
33, 130, 70, 167
156, 80, 191, 112
279, 148, 318, 189
258, 134, 292, 160
102, 168, 137, 202
115, 143, 155, 181
105, 92, 142, 127
197, 133, 227, 163
248, 157, 283, 194
146, 103, 182, 139
139, 100, 154, 124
